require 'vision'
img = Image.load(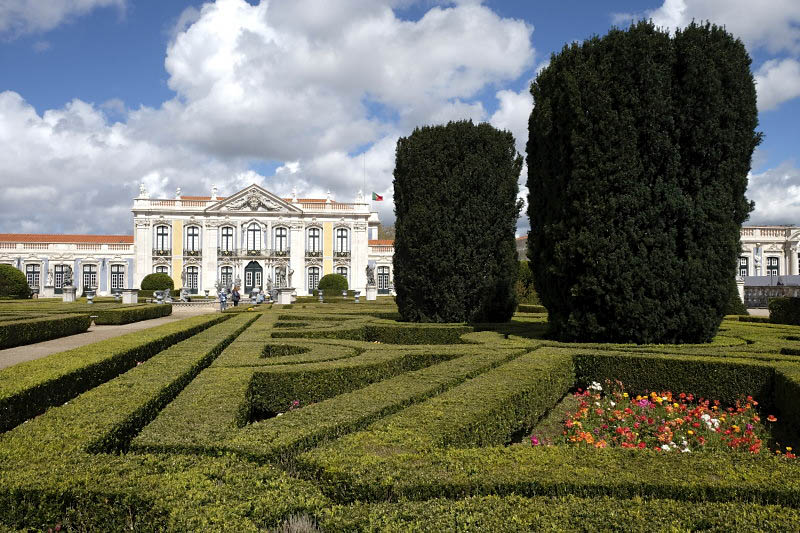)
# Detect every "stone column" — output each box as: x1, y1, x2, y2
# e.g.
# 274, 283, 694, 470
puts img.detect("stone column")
352, 221, 368, 294
203, 222, 219, 294
791, 246, 799, 276
134, 219, 151, 289
290, 221, 305, 293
